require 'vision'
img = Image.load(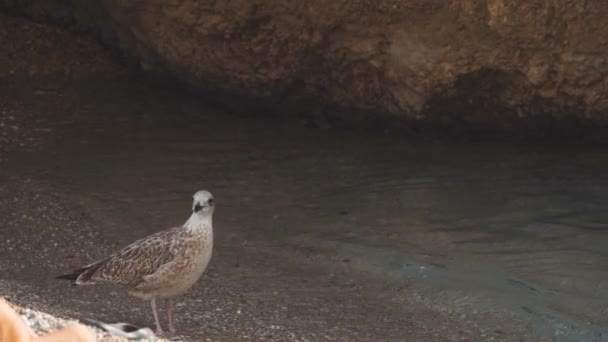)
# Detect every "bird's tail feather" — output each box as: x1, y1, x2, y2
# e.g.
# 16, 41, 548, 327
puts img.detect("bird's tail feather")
55, 273, 80, 281
56, 261, 105, 285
